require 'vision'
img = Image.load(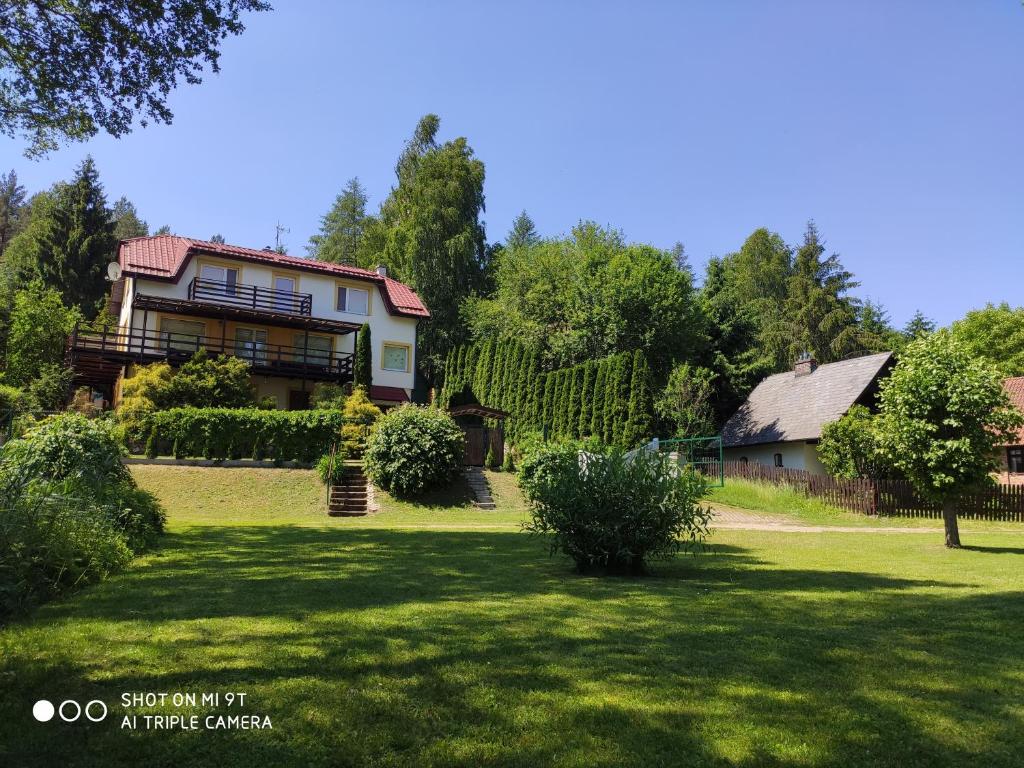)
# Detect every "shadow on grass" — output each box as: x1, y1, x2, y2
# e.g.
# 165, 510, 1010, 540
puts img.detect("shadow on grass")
1, 525, 1022, 768
961, 544, 1024, 555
